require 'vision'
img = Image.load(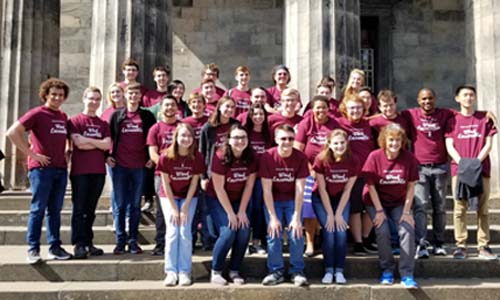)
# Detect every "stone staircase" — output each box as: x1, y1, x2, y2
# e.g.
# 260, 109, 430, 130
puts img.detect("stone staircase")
0, 191, 499, 300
